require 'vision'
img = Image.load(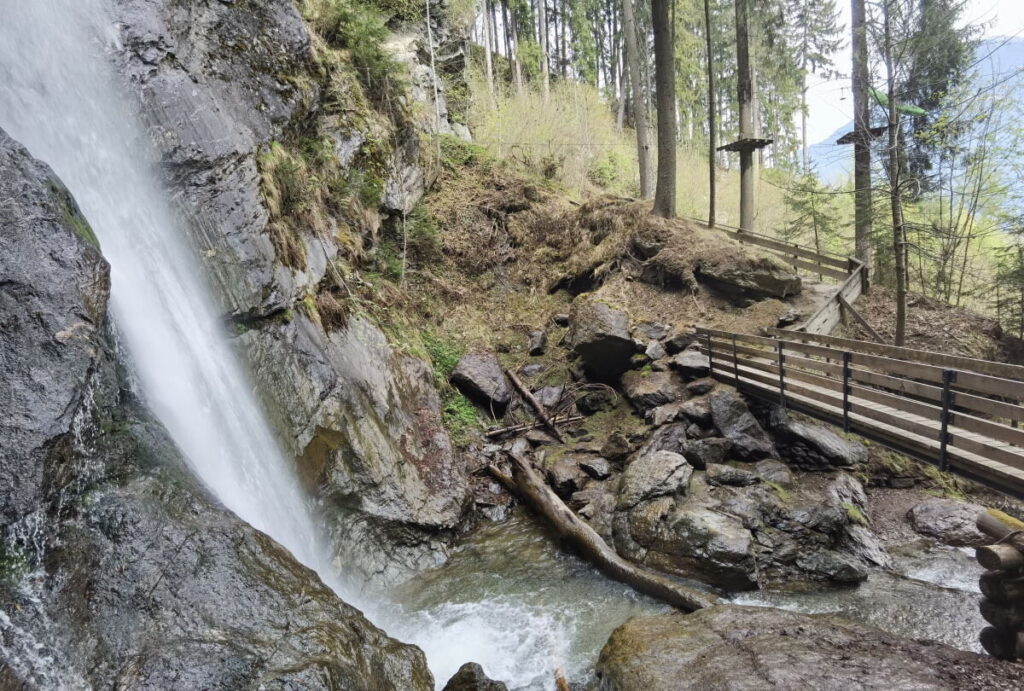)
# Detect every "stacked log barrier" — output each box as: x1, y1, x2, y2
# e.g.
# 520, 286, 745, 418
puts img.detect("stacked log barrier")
977, 510, 1024, 660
